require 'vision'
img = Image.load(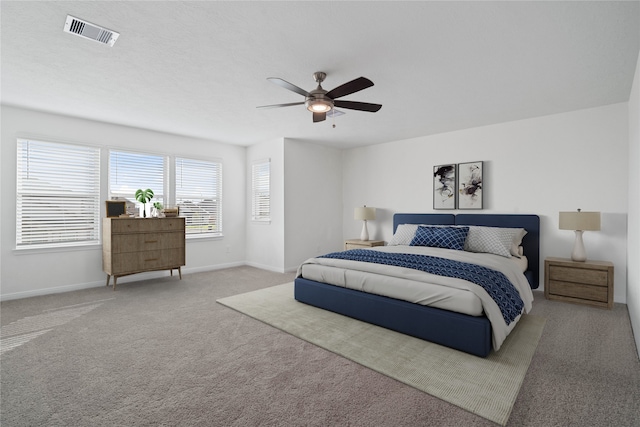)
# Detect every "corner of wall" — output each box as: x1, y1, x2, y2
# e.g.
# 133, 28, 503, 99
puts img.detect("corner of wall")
626, 49, 640, 356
